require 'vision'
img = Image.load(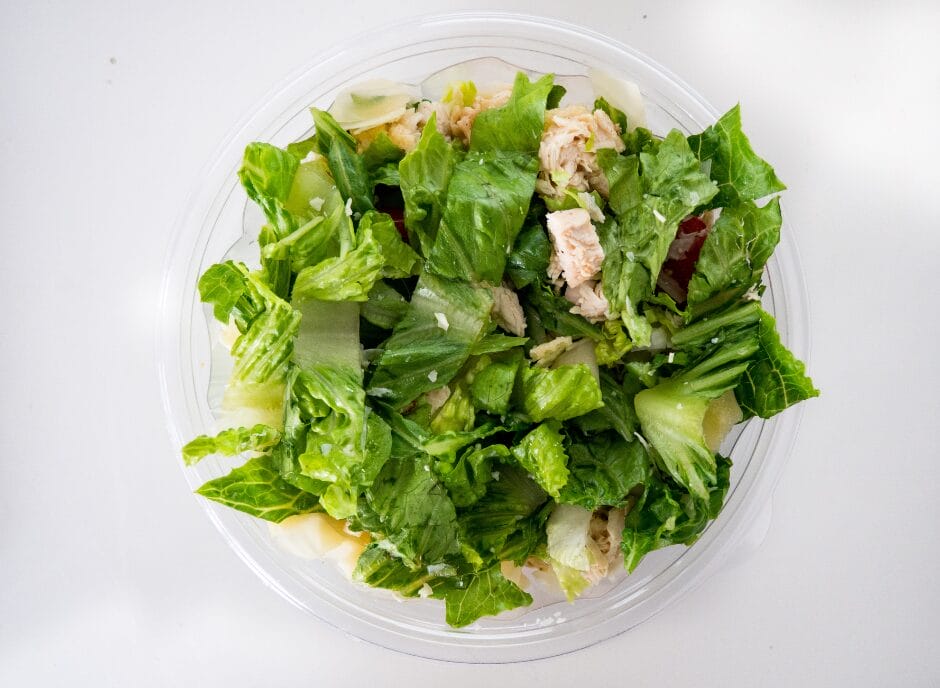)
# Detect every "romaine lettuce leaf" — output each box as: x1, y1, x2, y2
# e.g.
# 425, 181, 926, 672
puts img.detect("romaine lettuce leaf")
426, 150, 539, 284
518, 363, 604, 422
469, 358, 519, 415
736, 309, 820, 418
311, 108, 374, 216
361, 280, 408, 330
597, 132, 718, 345
398, 113, 457, 256
368, 271, 494, 408
506, 220, 551, 290
470, 72, 555, 154
559, 432, 651, 509
291, 225, 385, 303
687, 197, 782, 305
635, 331, 758, 499
457, 464, 549, 566
439, 444, 510, 508
571, 369, 641, 442
511, 421, 569, 499
687, 104, 786, 208
363, 453, 460, 567
195, 455, 321, 523
432, 566, 532, 628
358, 210, 419, 279
182, 424, 281, 466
